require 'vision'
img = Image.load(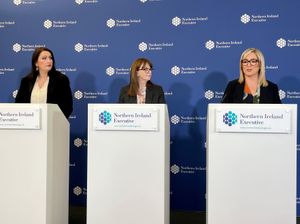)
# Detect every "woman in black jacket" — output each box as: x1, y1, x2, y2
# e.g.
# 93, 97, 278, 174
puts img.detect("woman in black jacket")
221, 48, 281, 104
118, 58, 166, 104
15, 47, 73, 118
